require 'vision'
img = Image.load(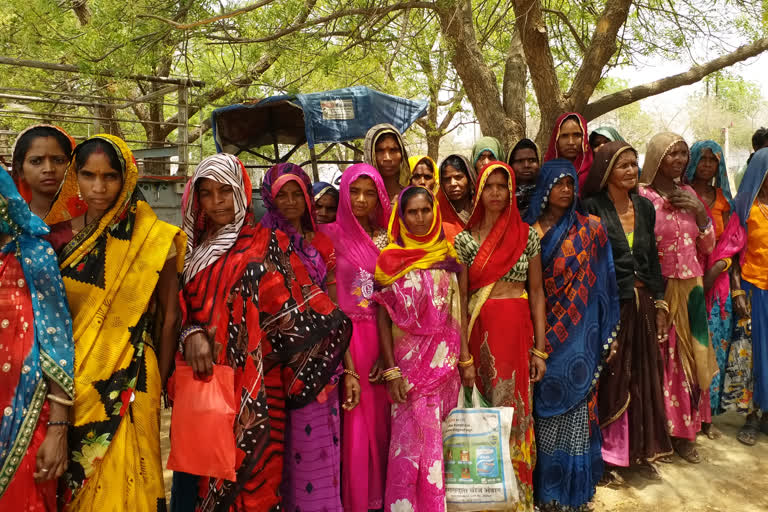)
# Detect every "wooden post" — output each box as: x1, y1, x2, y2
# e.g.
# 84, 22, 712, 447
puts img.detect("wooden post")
309, 145, 320, 181
178, 85, 189, 176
